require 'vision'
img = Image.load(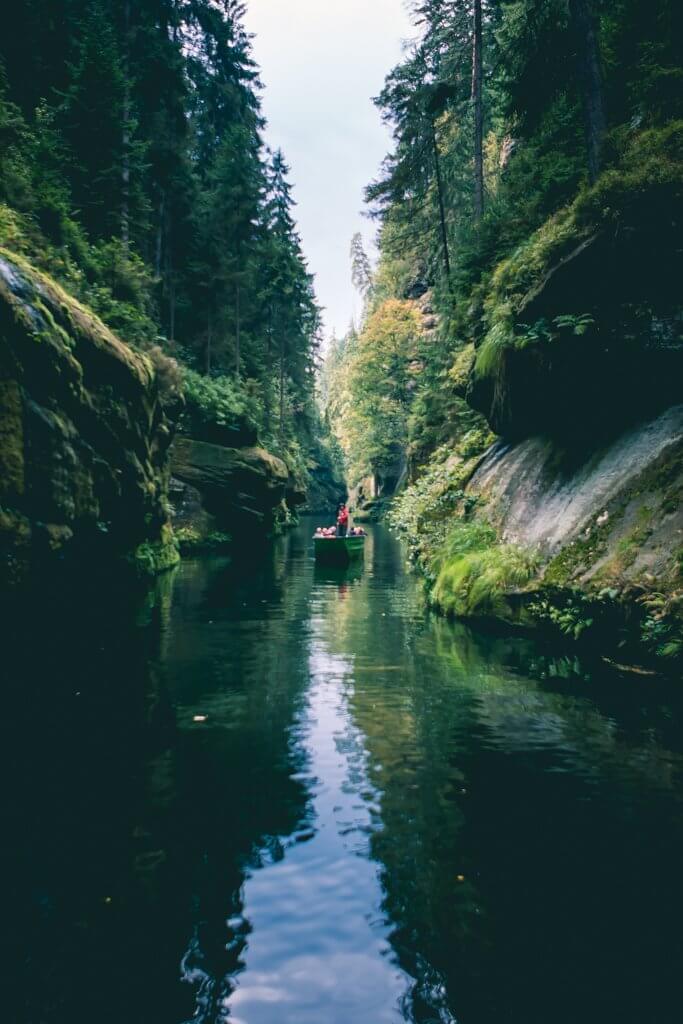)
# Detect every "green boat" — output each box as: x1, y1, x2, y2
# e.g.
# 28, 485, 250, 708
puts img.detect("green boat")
313, 534, 366, 564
